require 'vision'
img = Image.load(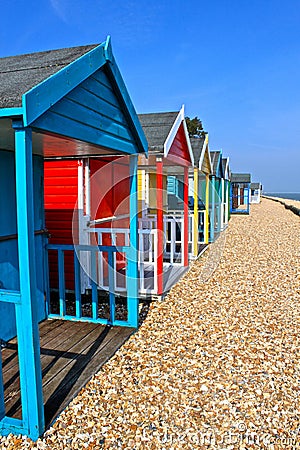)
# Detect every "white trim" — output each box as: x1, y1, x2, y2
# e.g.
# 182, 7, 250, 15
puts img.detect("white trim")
198, 134, 212, 174
163, 105, 194, 165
